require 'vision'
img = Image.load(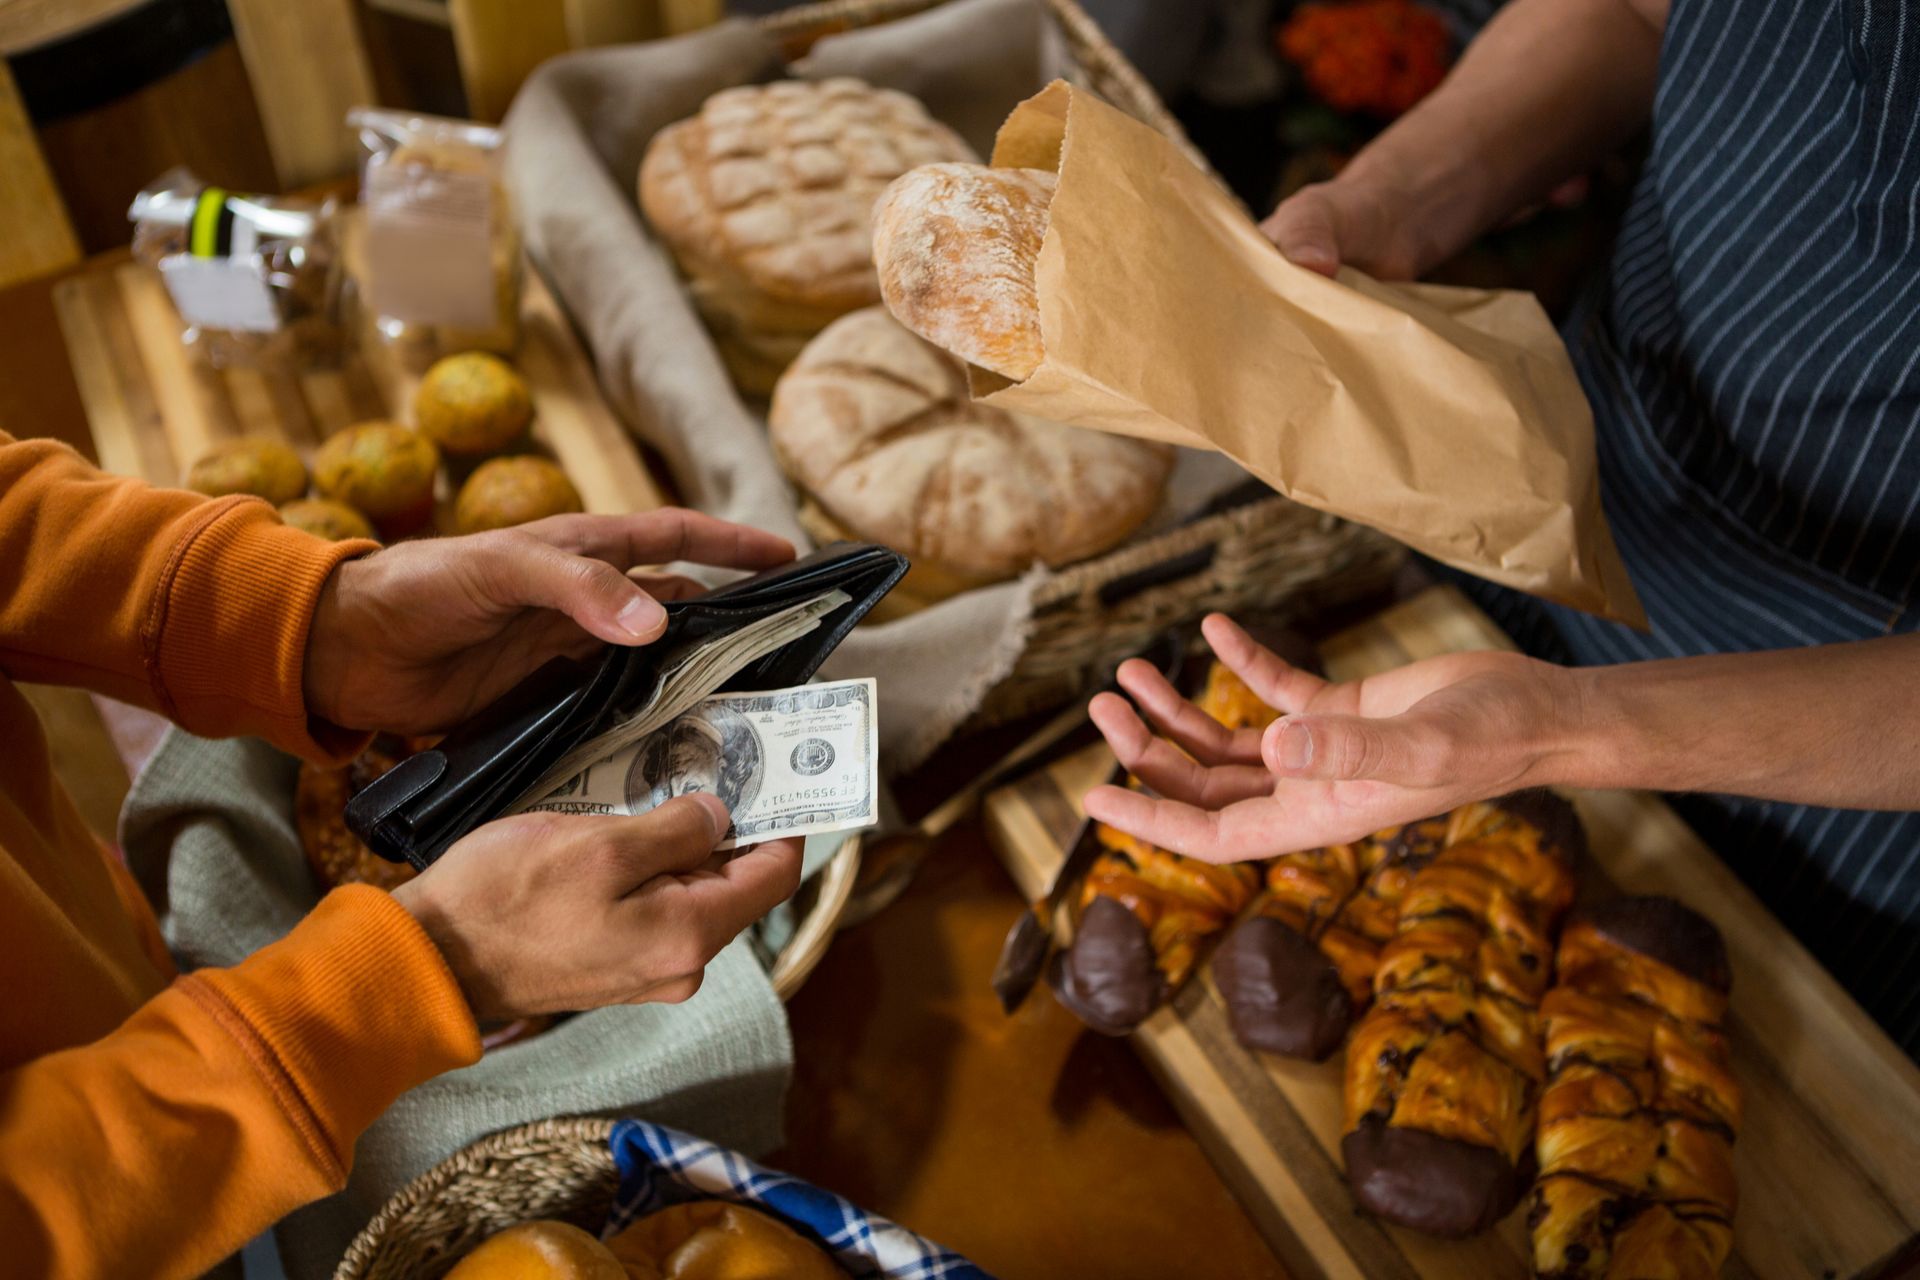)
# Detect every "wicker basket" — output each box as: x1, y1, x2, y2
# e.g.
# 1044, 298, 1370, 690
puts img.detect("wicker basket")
760, 0, 1210, 171
335, 1117, 619, 1280
767, 830, 861, 999
757, 0, 1403, 729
